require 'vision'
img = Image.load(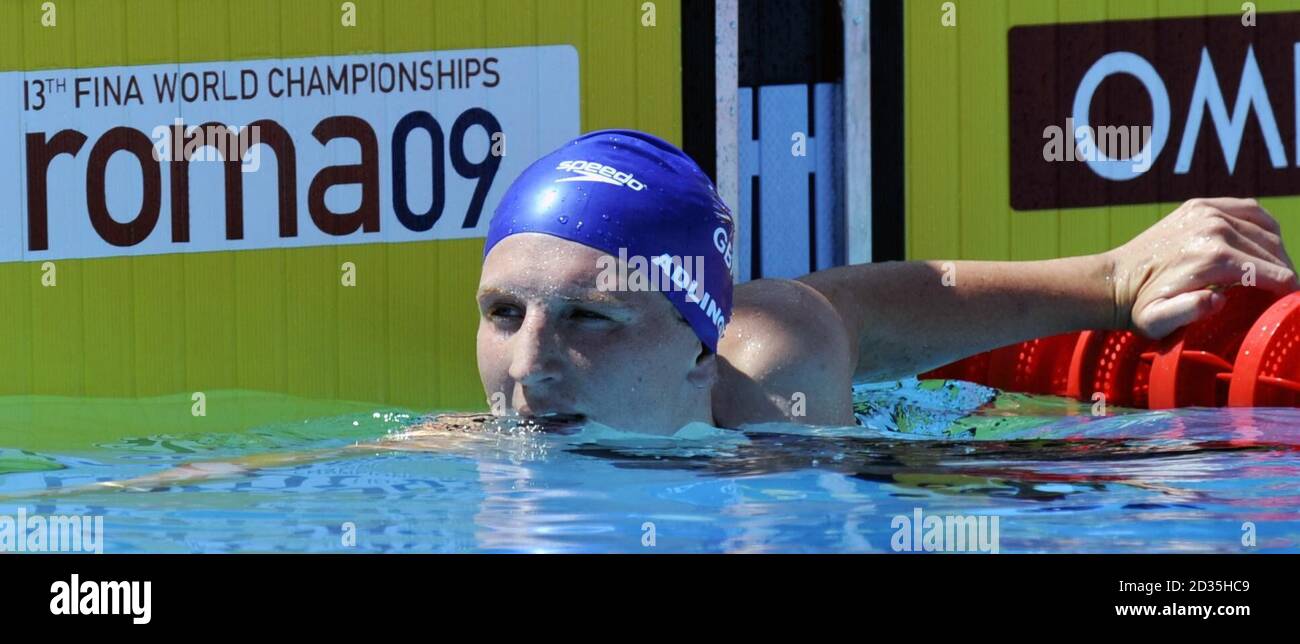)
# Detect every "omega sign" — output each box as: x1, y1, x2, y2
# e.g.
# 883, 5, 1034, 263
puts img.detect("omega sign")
1009, 12, 1300, 210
